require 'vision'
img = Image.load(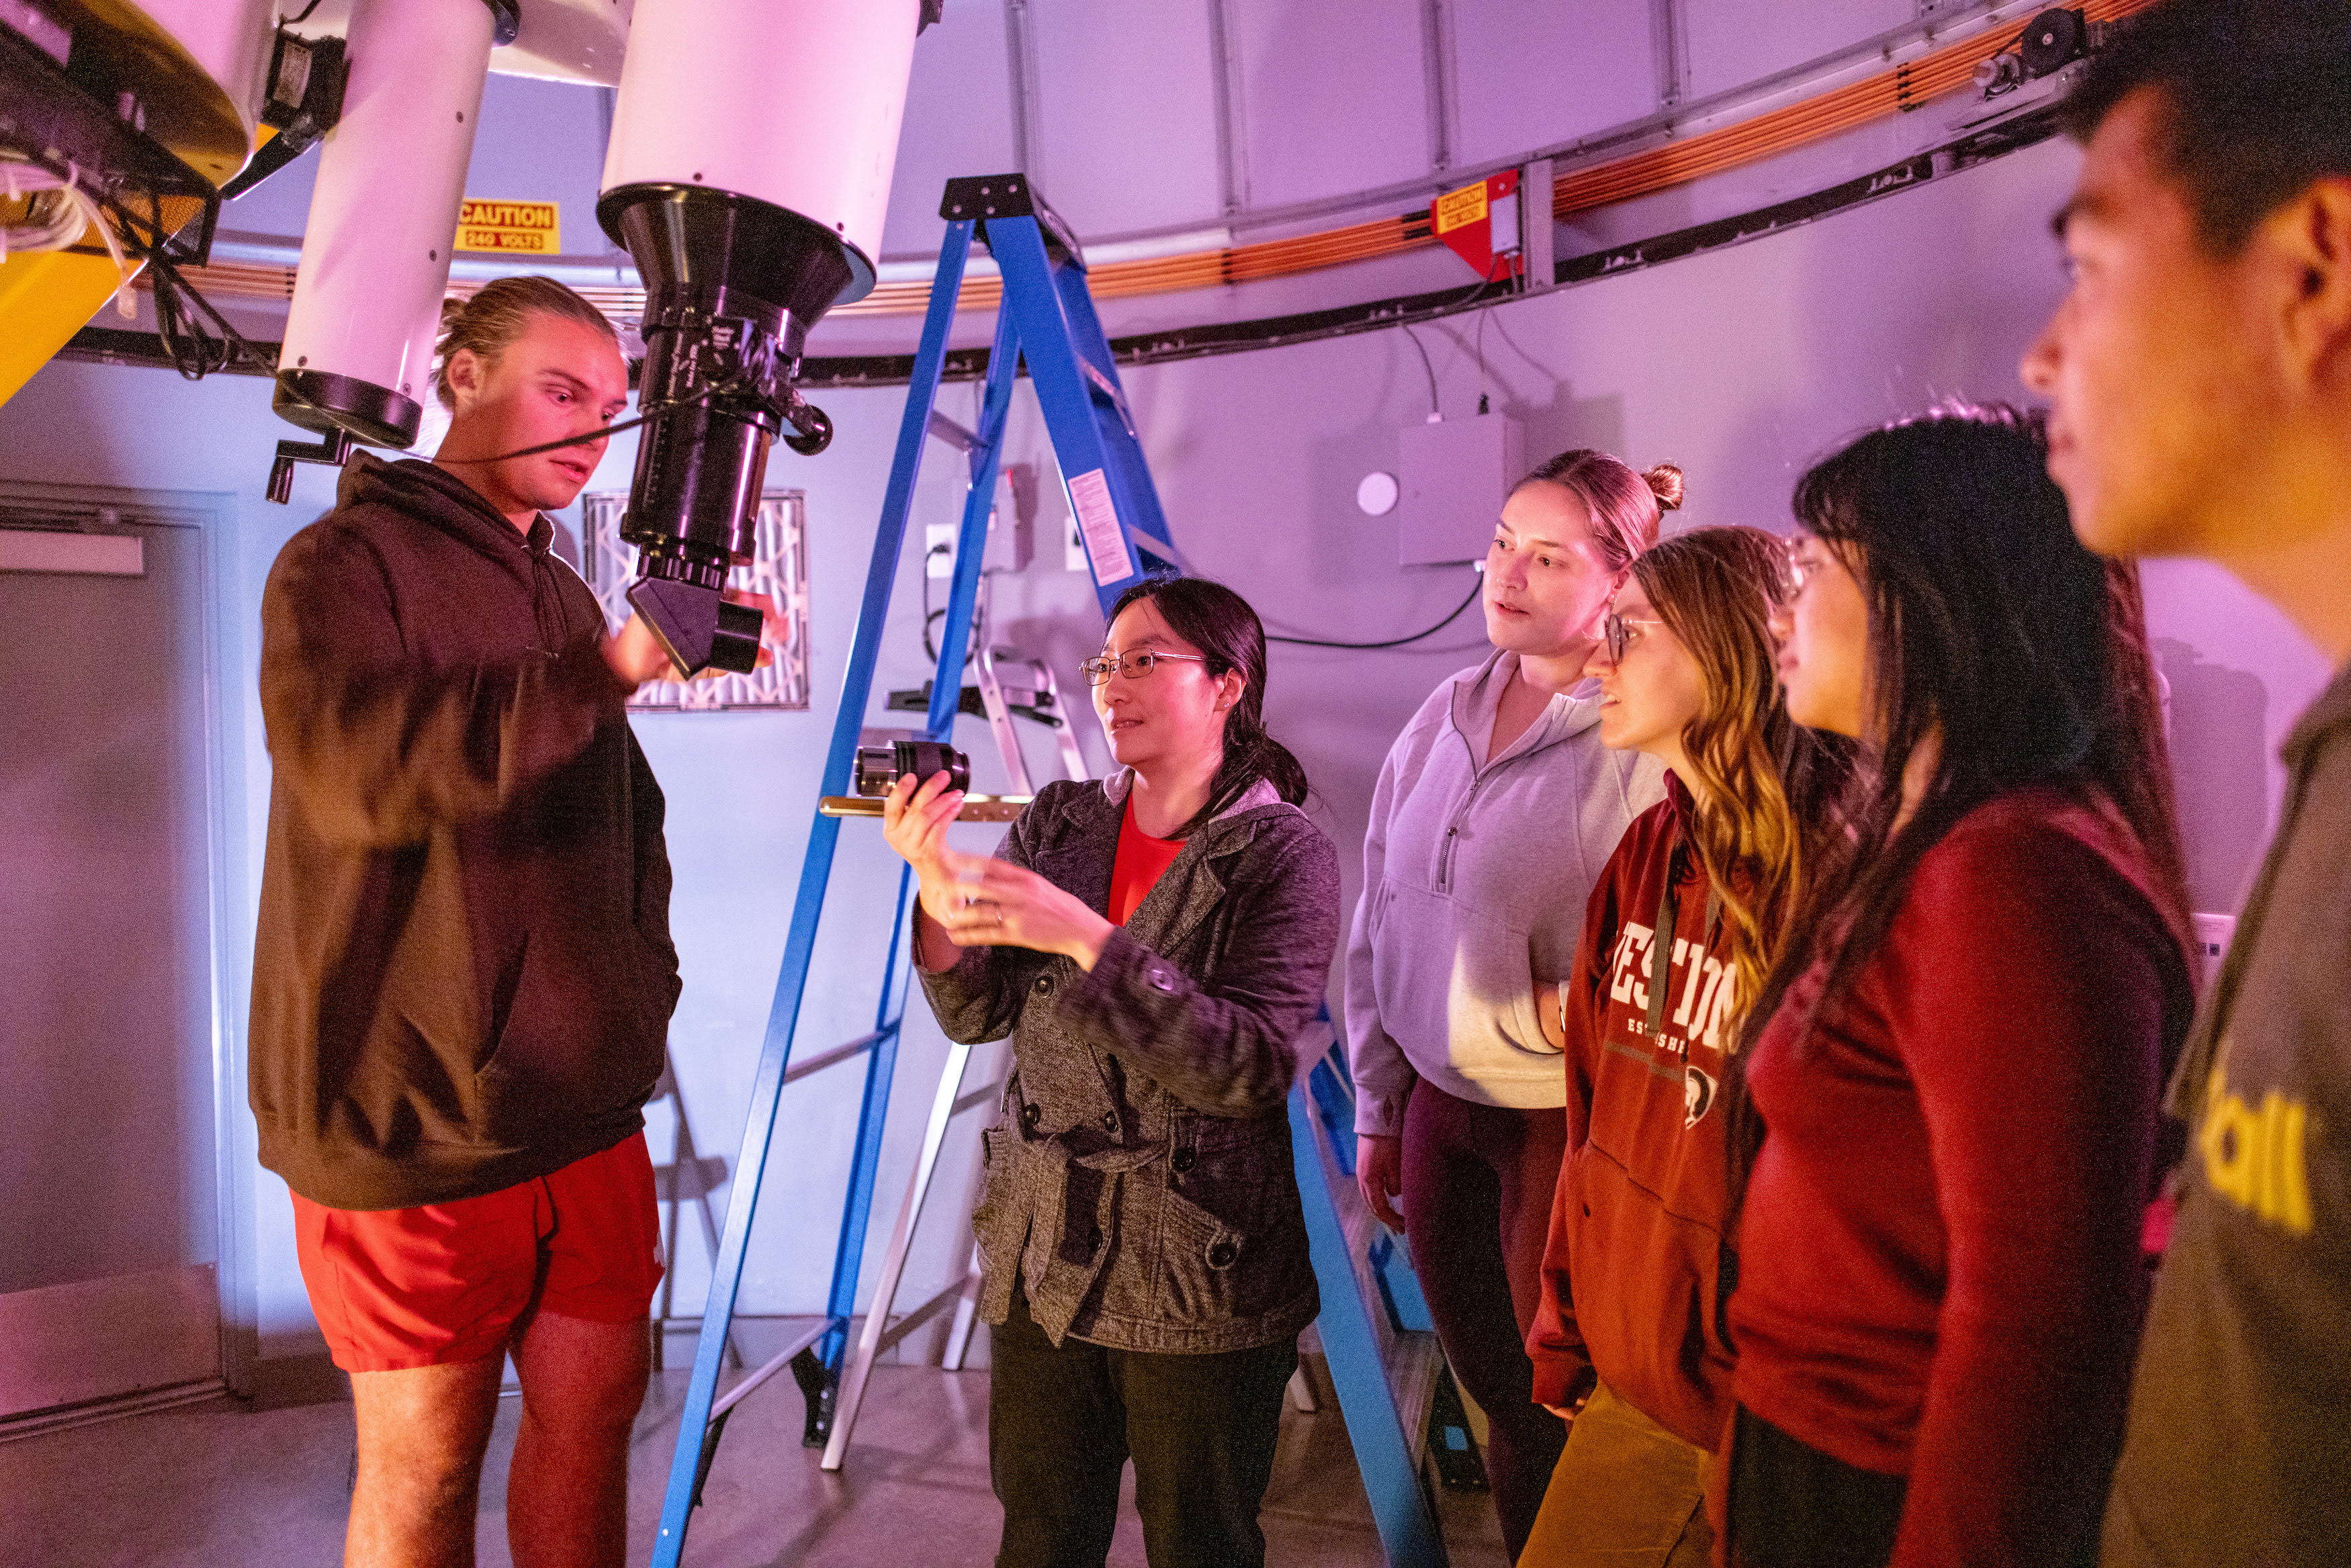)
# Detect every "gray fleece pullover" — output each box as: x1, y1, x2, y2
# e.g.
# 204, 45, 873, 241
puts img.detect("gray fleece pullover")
1345, 648, 1665, 1136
